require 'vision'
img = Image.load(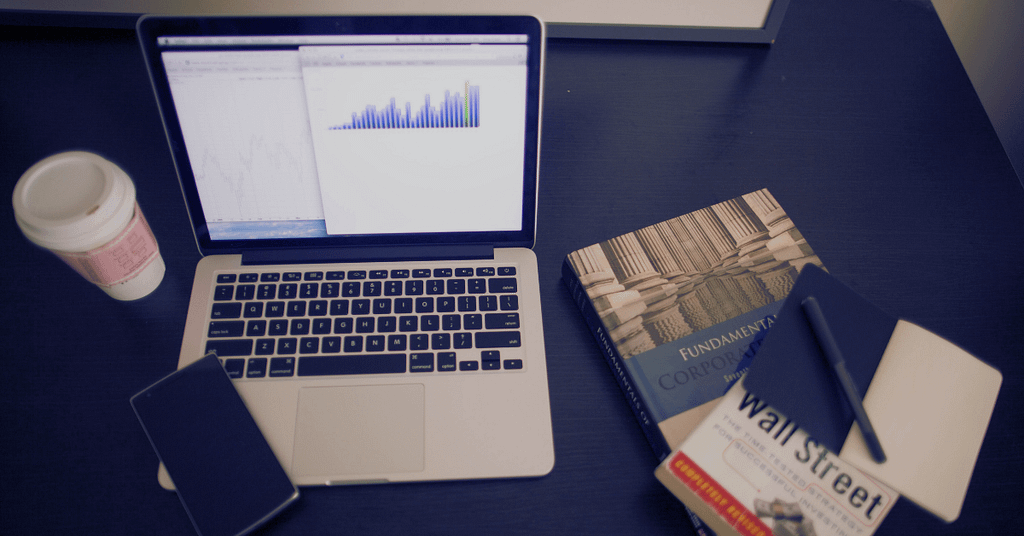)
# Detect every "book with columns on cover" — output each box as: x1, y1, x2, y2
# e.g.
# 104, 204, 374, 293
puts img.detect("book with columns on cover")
562, 189, 824, 459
